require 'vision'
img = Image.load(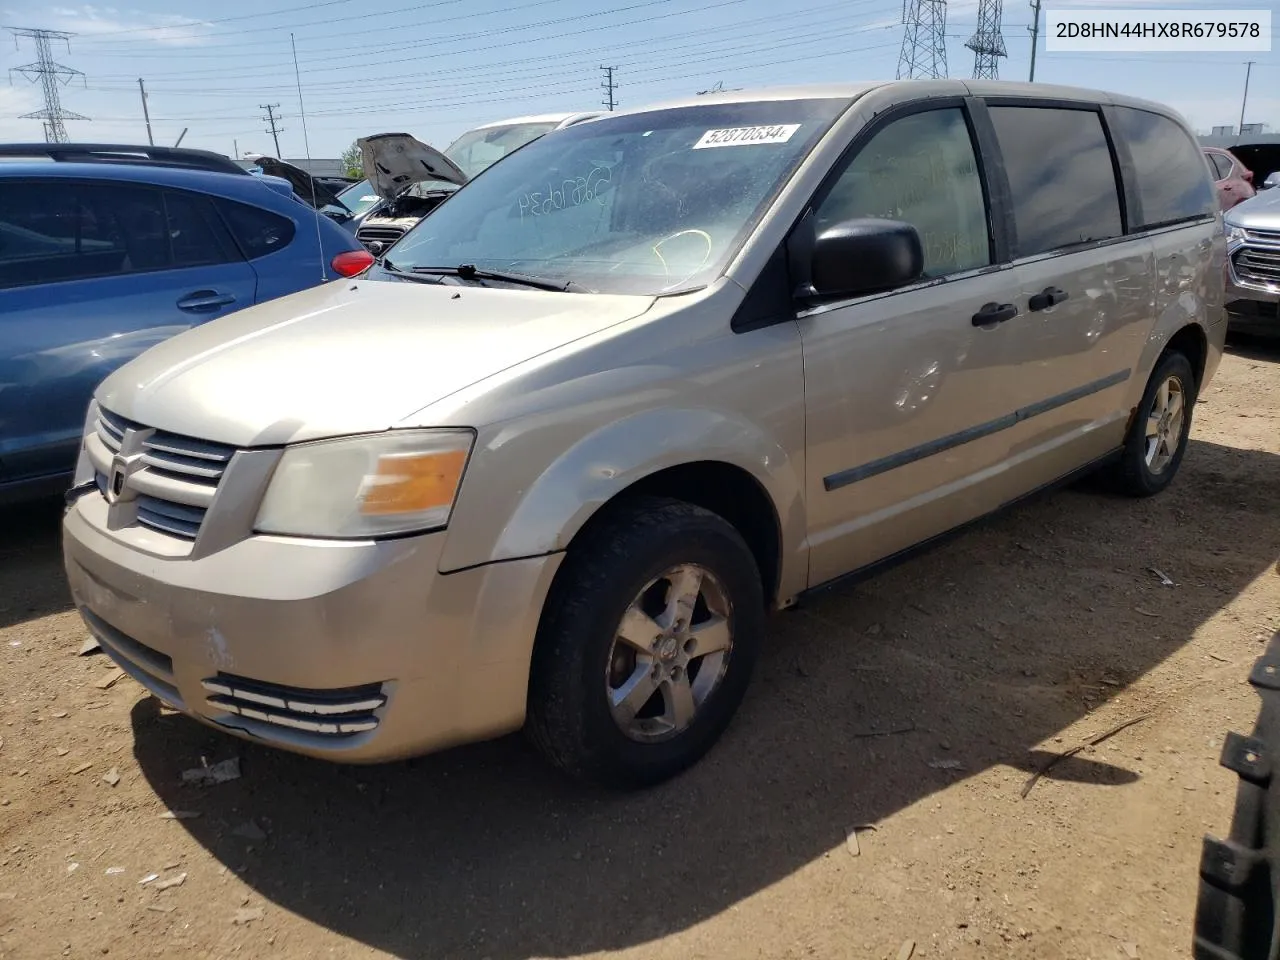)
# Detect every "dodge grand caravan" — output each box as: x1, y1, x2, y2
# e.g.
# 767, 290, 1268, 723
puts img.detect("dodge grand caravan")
62, 80, 1226, 788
